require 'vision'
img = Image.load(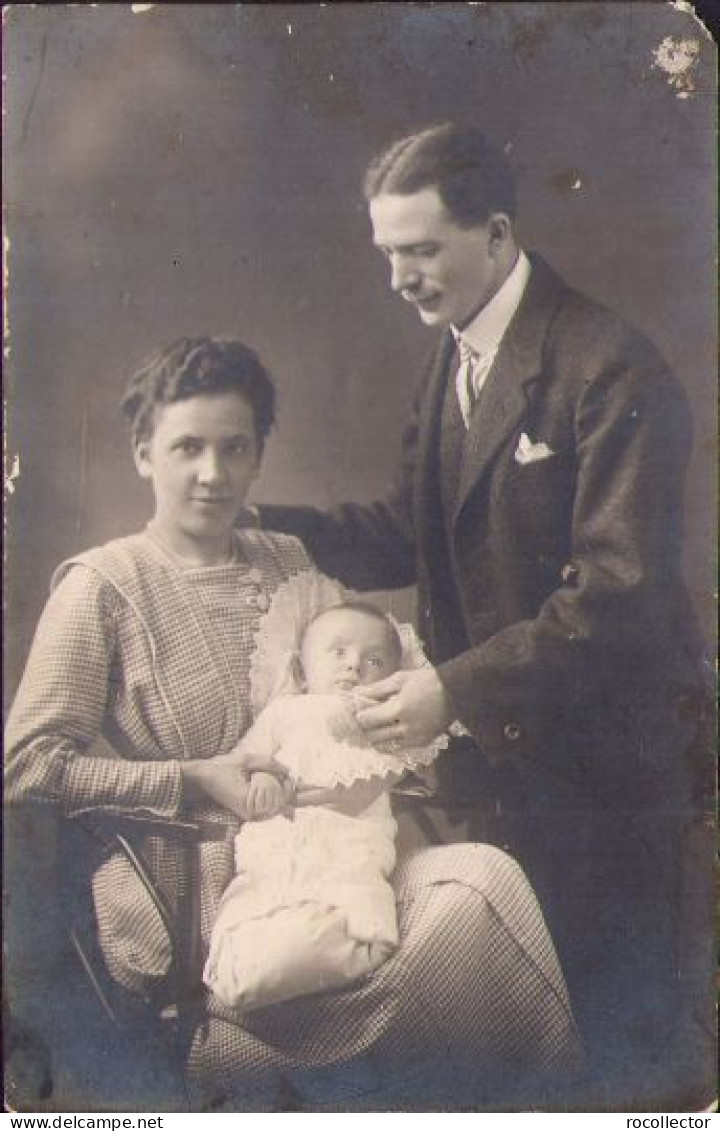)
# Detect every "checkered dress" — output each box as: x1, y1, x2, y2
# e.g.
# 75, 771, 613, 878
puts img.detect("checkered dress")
5, 530, 582, 1107
5, 531, 339, 990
